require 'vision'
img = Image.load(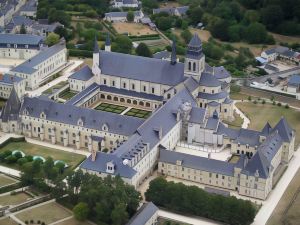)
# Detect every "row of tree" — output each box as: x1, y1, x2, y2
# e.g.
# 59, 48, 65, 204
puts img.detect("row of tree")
145, 177, 256, 225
